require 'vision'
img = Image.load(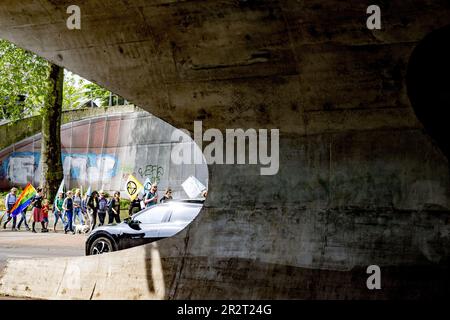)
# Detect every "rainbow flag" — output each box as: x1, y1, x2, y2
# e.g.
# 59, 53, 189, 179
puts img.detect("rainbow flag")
10, 183, 37, 217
